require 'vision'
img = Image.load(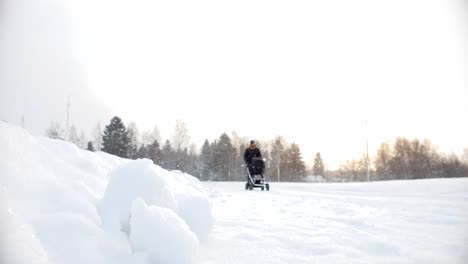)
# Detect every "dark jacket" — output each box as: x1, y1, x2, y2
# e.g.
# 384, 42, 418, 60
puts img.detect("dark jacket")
244, 147, 262, 164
